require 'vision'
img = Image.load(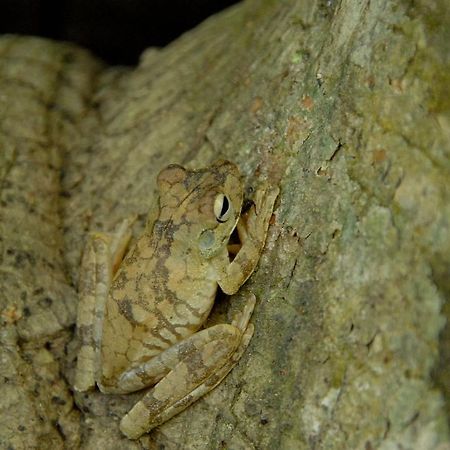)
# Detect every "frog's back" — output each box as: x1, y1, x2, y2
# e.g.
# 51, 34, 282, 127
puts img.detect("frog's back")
100, 225, 218, 382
